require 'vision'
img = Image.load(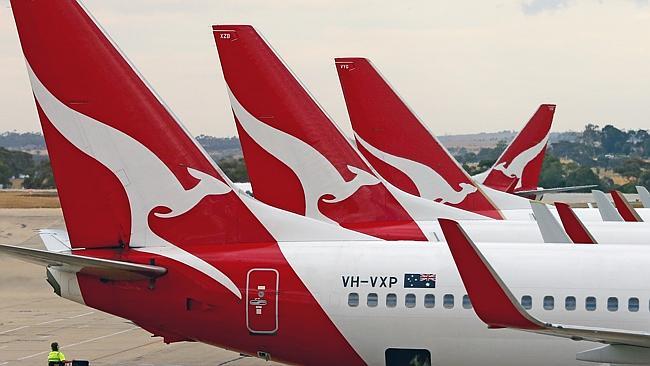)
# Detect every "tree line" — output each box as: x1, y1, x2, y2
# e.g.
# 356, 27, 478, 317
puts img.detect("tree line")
455, 124, 650, 192
1, 125, 647, 192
